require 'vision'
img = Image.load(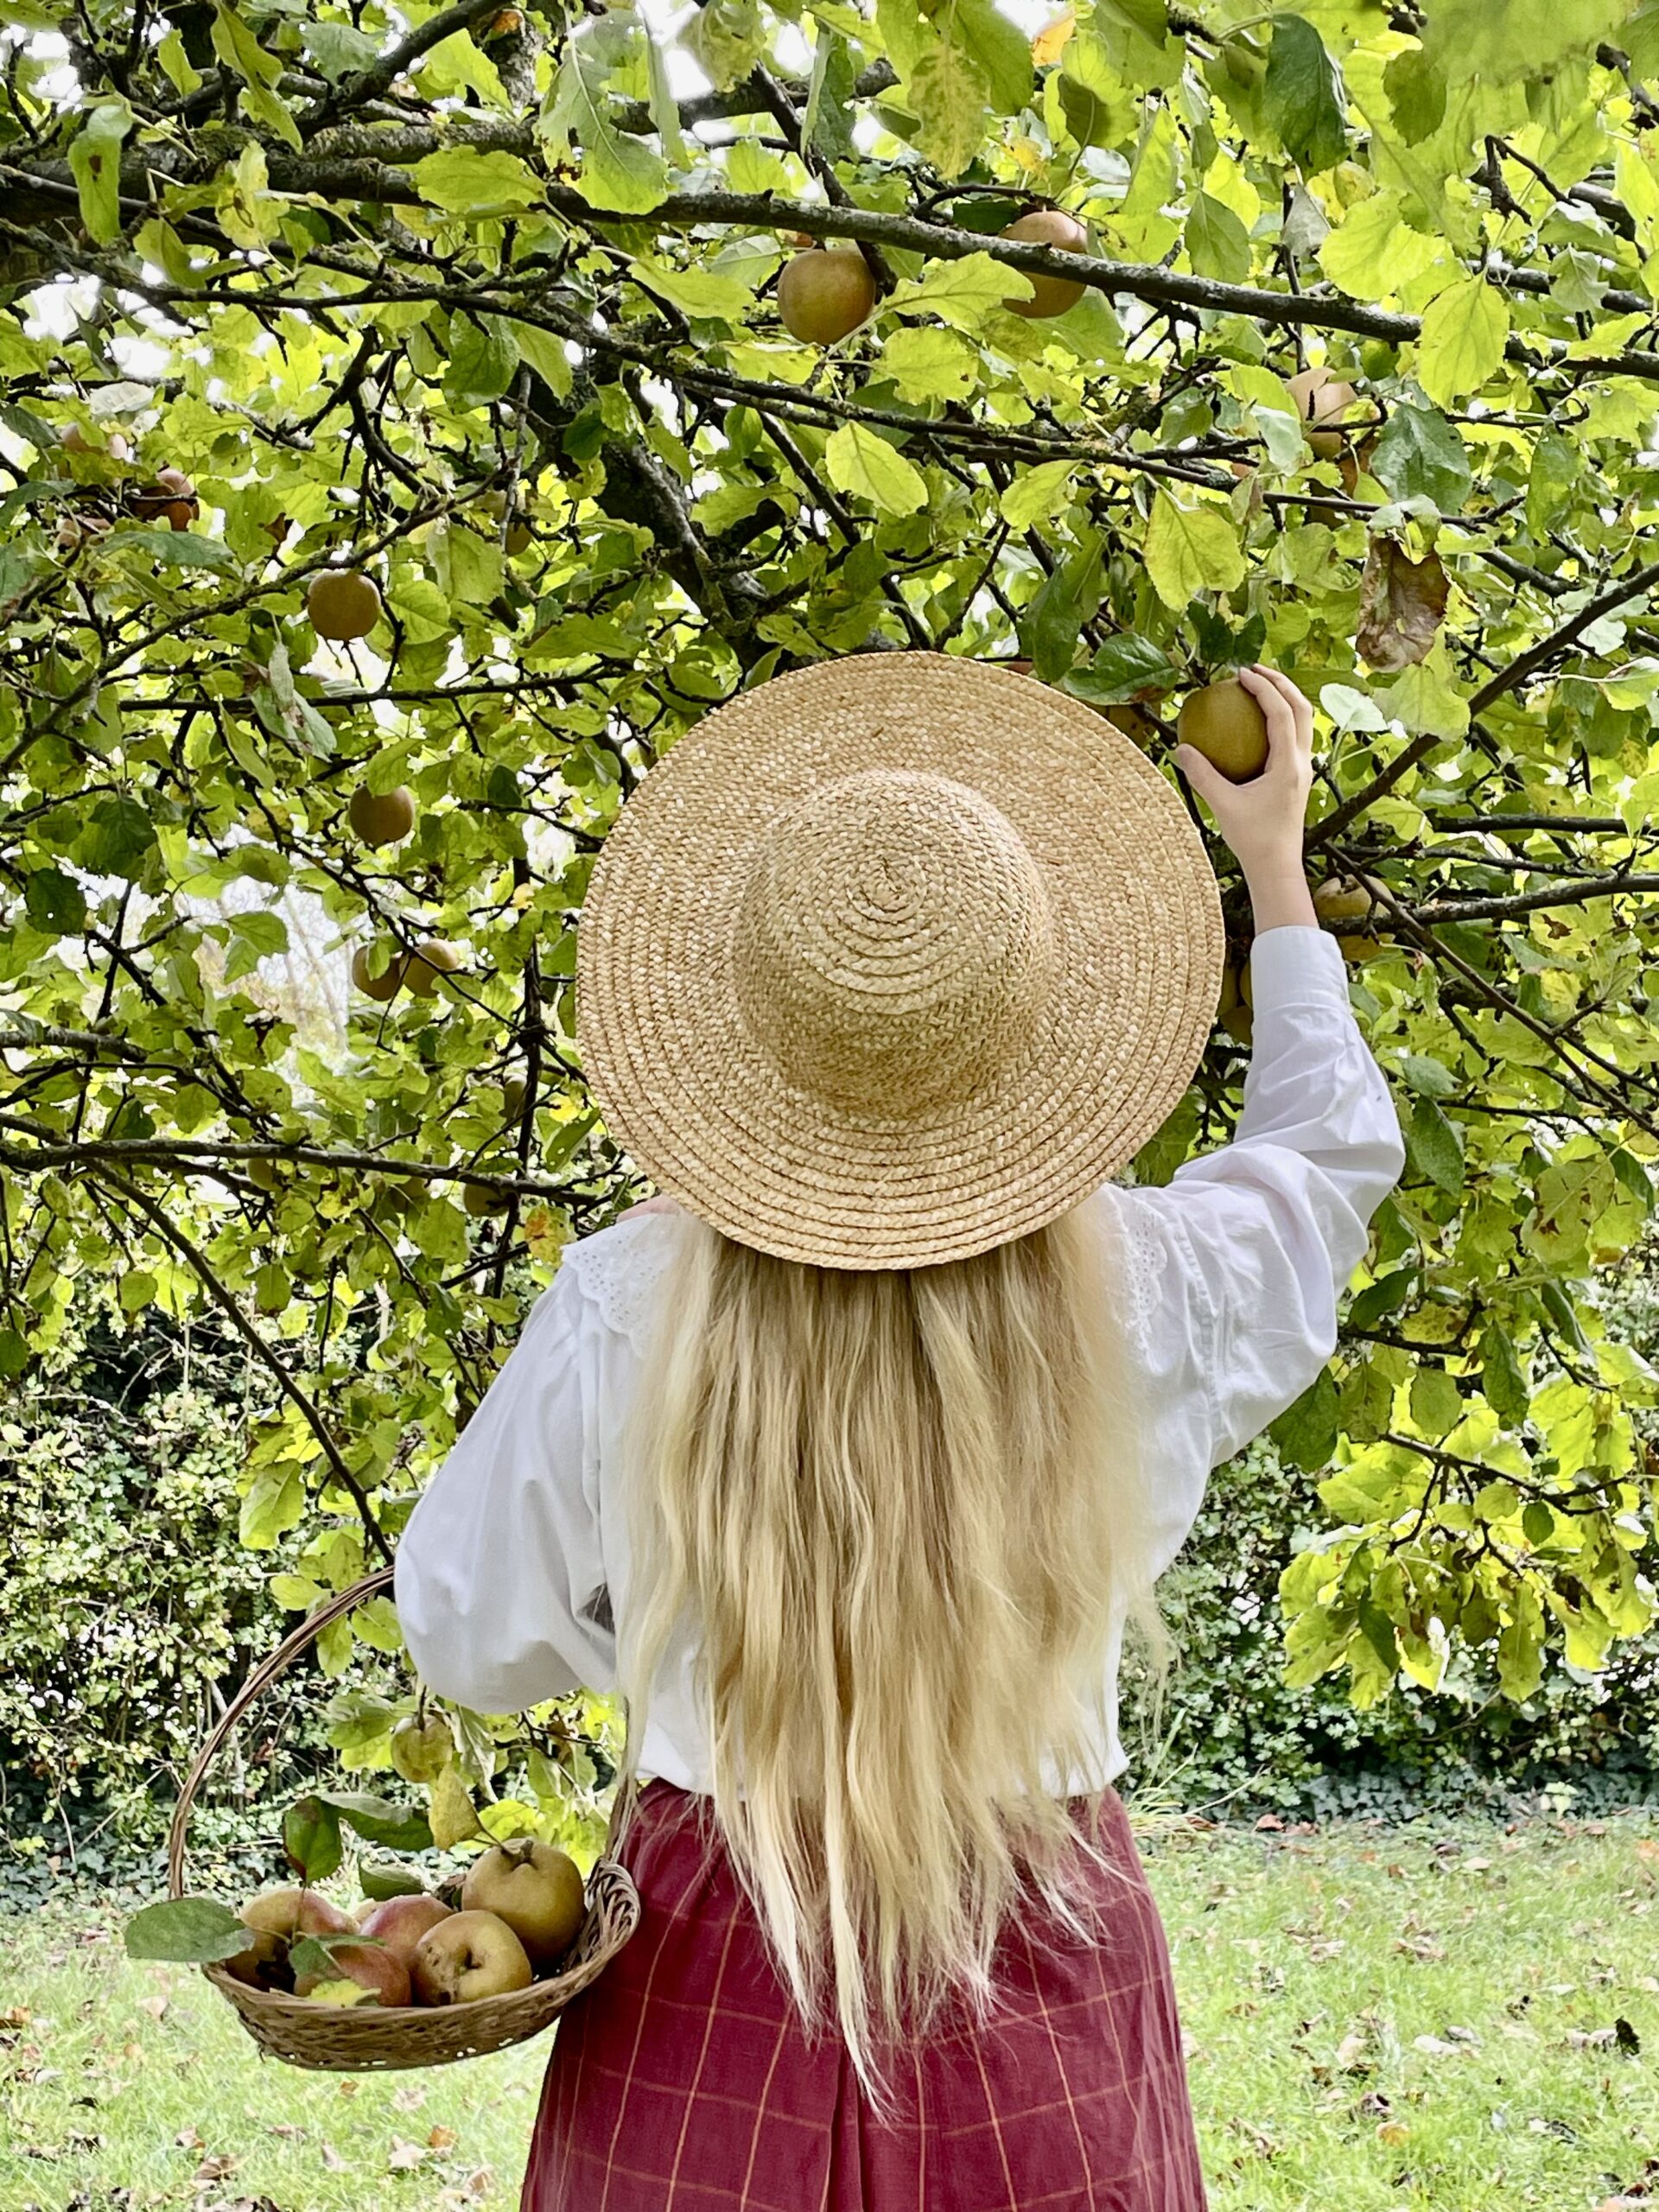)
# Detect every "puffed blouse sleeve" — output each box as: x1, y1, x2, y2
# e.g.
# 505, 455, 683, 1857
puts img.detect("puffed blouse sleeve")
1092, 922, 1408, 1573
394, 1259, 616, 1713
